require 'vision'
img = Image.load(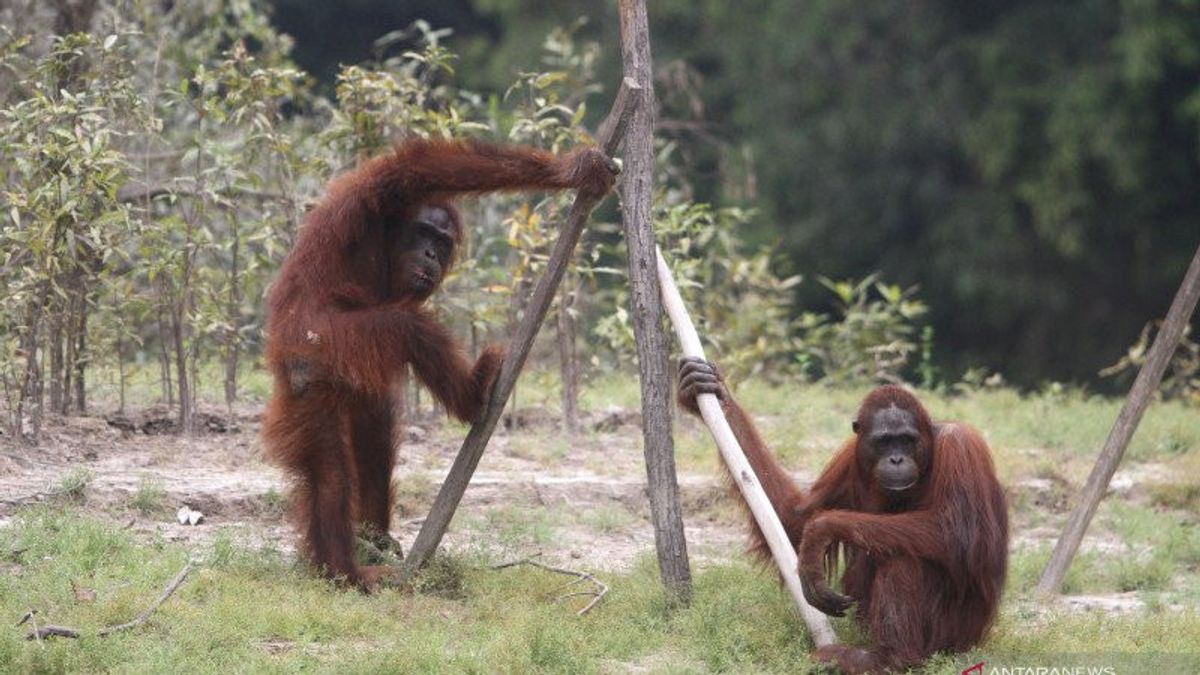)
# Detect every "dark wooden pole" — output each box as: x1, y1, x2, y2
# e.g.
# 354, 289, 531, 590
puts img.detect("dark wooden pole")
618, 0, 693, 602
401, 78, 641, 580
1037, 241, 1200, 594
